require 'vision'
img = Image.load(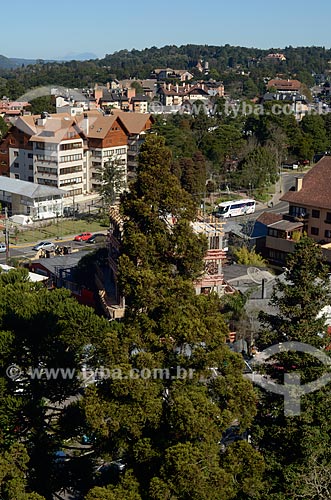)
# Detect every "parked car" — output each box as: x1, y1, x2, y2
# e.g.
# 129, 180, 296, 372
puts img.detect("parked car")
74, 232, 93, 242
219, 425, 251, 453
63, 206, 79, 218
32, 241, 56, 251
86, 233, 106, 244
0, 243, 6, 253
